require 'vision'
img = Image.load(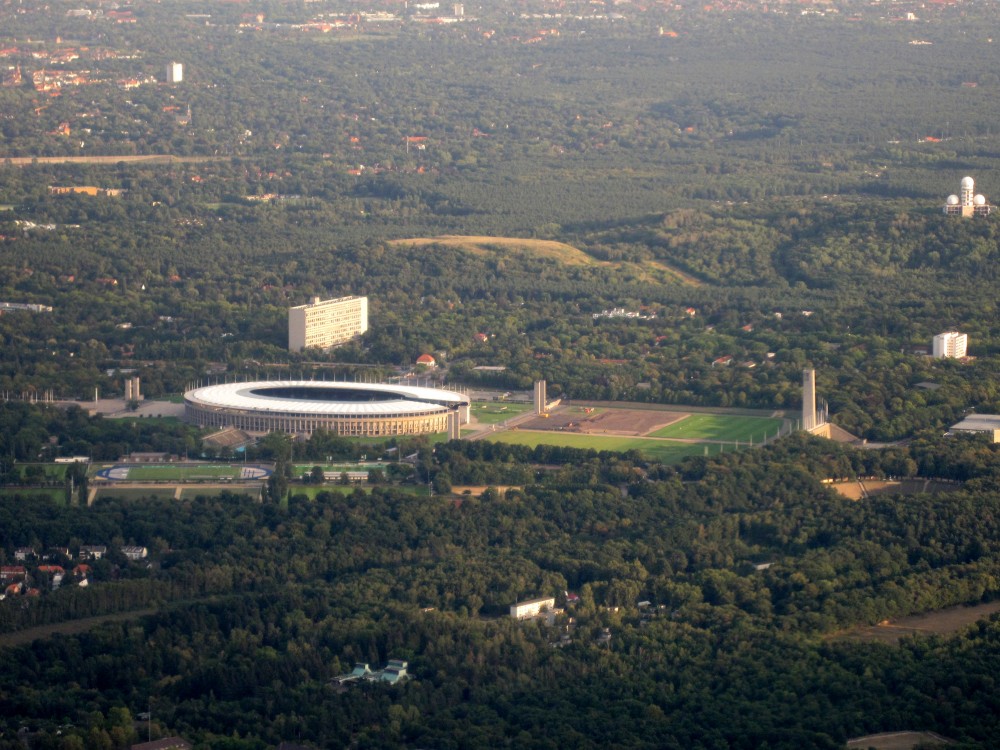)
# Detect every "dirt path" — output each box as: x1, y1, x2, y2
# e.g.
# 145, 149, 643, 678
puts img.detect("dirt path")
3, 154, 222, 166
0, 608, 158, 648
